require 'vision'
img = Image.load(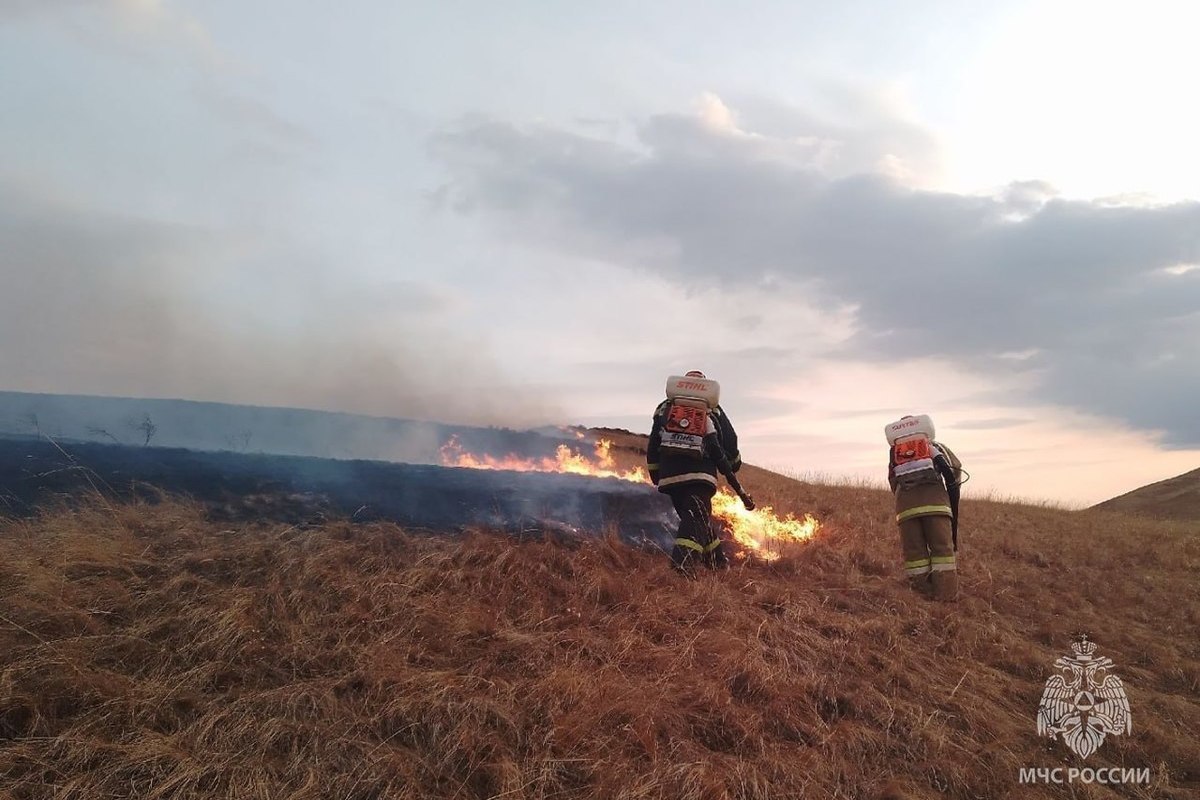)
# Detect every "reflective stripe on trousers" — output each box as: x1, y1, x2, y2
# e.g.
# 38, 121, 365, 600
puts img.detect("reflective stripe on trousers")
896, 504, 952, 522
674, 536, 724, 554
904, 557, 931, 576
930, 554, 956, 572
